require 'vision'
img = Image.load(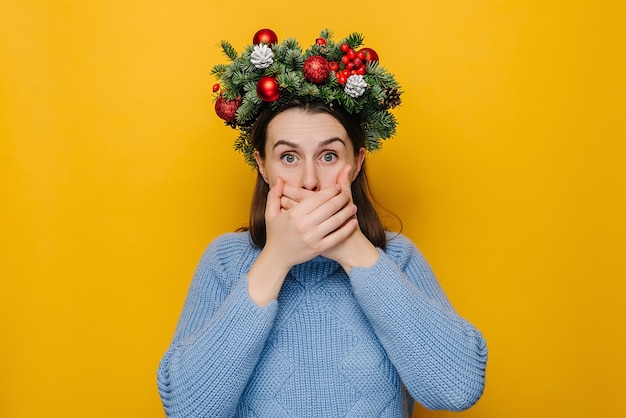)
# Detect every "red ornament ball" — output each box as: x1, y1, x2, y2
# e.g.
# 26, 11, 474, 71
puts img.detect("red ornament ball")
358, 47, 379, 63
316, 37, 327, 46
215, 95, 241, 122
253, 28, 278, 45
256, 76, 280, 102
212, 83, 220, 93
302, 55, 331, 84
